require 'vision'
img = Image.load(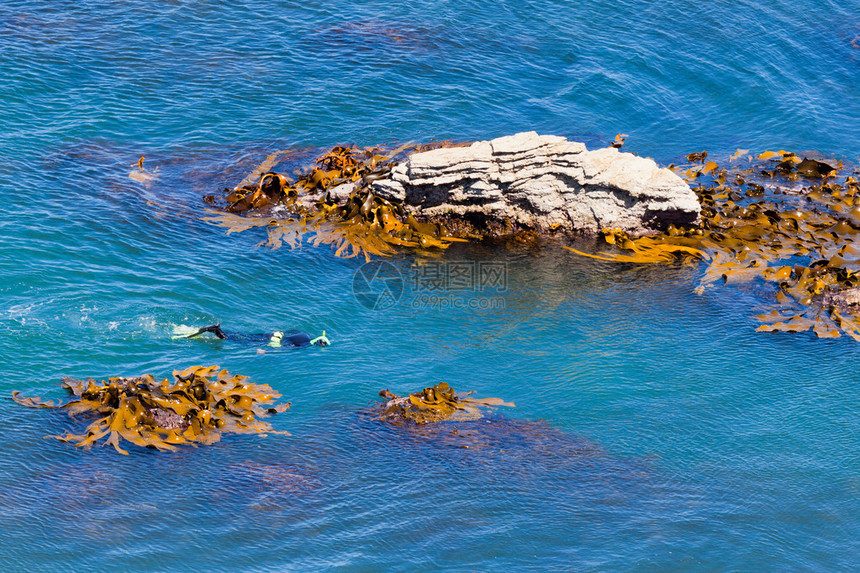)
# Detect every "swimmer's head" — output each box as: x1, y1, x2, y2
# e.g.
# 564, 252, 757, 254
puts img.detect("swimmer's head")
310, 331, 330, 347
